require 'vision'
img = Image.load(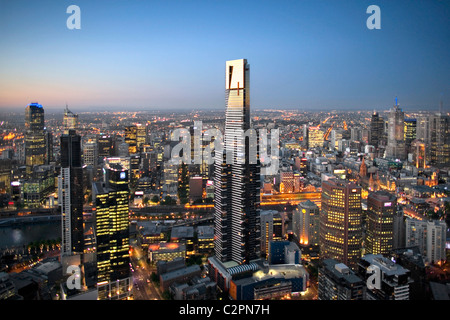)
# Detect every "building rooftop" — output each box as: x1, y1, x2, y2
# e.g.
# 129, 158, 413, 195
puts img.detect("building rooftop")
322, 259, 363, 284
35, 261, 61, 275
160, 265, 201, 282
362, 254, 410, 276
196, 225, 214, 239
171, 226, 194, 239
